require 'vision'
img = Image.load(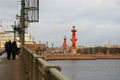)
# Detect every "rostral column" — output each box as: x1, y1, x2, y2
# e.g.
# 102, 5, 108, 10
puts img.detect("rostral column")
71, 26, 77, 54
